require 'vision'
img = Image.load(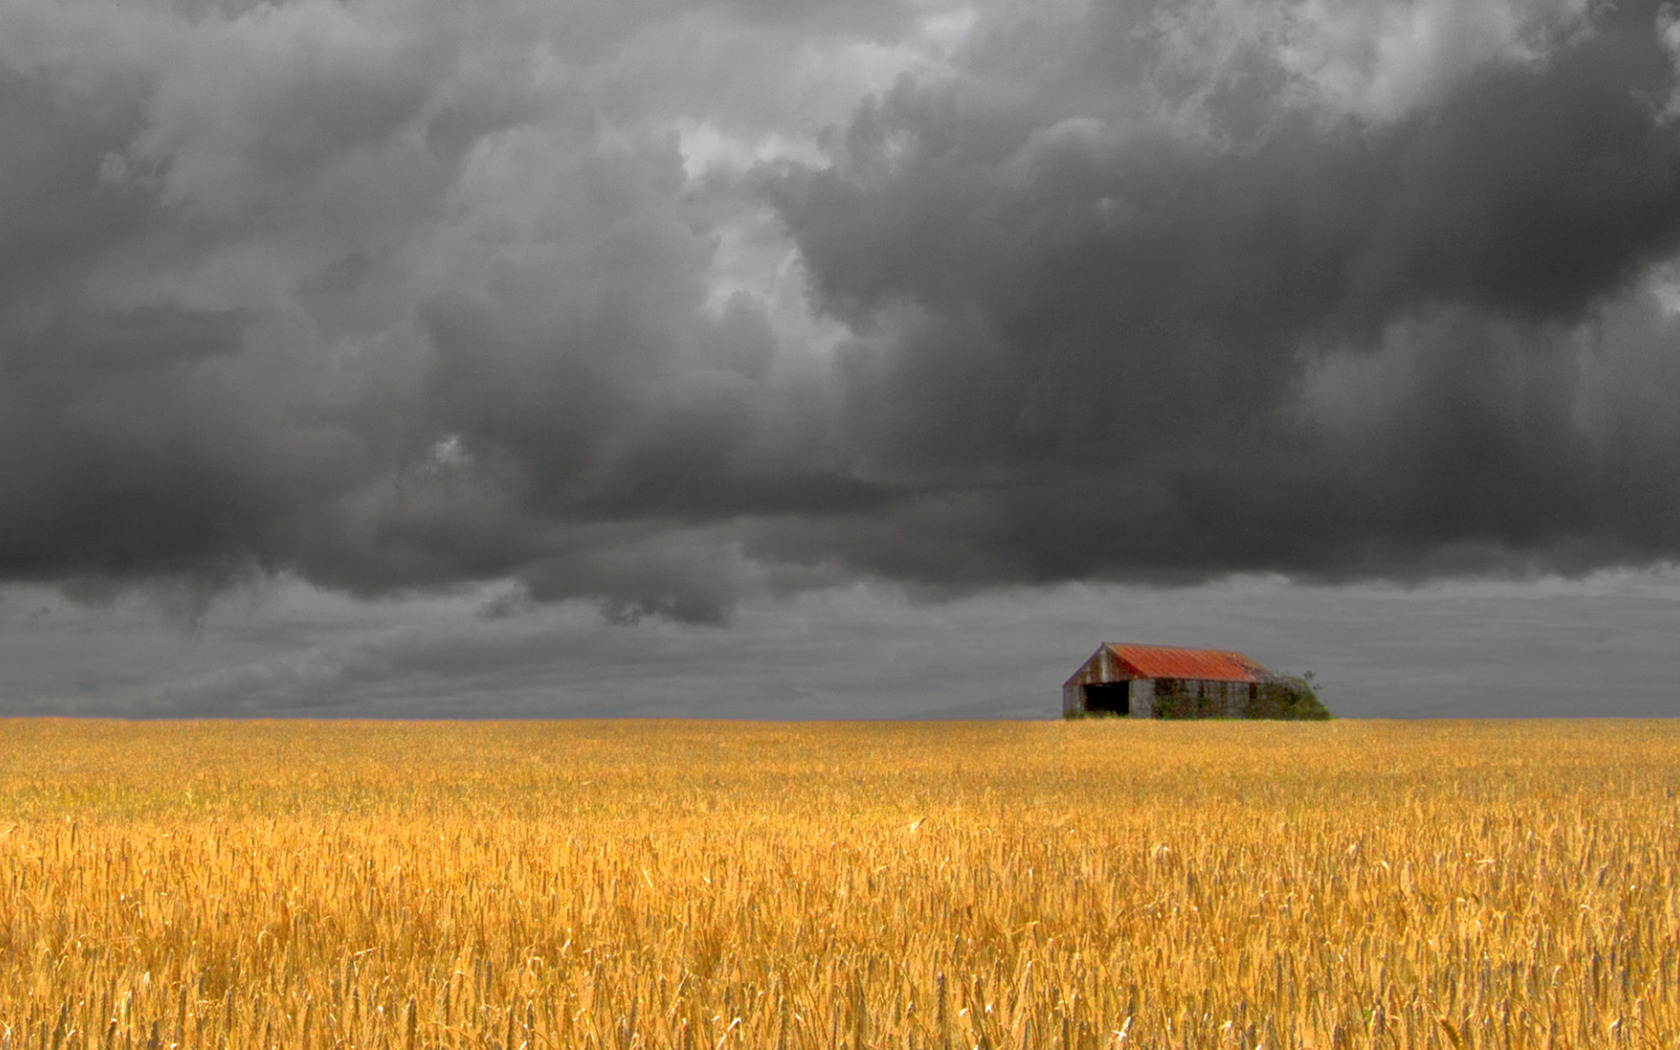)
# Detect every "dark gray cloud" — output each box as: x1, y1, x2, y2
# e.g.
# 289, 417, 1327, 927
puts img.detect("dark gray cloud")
2, 0, 1679, 622
763, 0, 1680, 587
4, 573, 1678, 718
